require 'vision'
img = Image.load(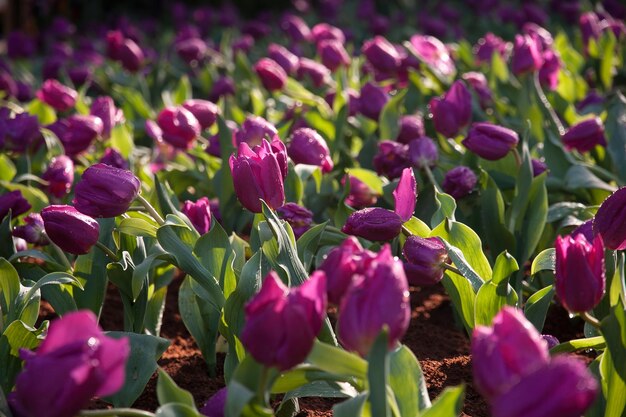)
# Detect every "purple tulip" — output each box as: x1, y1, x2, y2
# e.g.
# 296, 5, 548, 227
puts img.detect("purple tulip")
343, 176, 378, 209
209, 76, 236, 102
463, 122, 519, 161
68, 66, 92, 87
229, 138, 287, 213
287, 128, 333, 173
571, 219, 594, 243
403, 236, 449, 286
41, 205, 100, 254
90, 96, 124, 139
511, 34, 543, 75
73, 163, 141, 218
2, 112, 42, 152
358, 82, 389, 121
268, 43, 300, 74
182, 197, 212, 235
555, 234, 605, 313
235, 116, 279, 147
175, 38, 207, 64
0, 190, 31, 220
408, 137, 439, 169
280, 14, 311, 43
325, 88, 359, 116
42, 155, 74, 198
118, 38, 145, 72
538, 50, 561, 91
277, 203, 313, 239
0, 70, 17, 99
472, 307, 550, 400
240, 271, 327, 370
16, 81, 34, 102
393, 168, 417, 222
429, 81, 472, 138
577, 90, 604, 112
474, 33, 509, 64
593, 187, 626, 250
13, 213, 47, 245
462, 72, 493, 109
36, 79, 77, 112
362, 36, 402, 75
182, 99, 219, 130
531, 158, 548, 177
10, 310, 129, 417
99, 148, 128, 170
561, 117, 607, 153
254, 58, 288, 91
408, 35, 456, 78
342, 207, 403, 241
541, 334, 560, 349
373, 140, 410, 180
297, 58, 331, 88
396, 115, 425, 144
442, 166, 477, 199
580, 12, 603, 48
156, 106, 201, 149
311, 23, 345, 44
232, 35, 254, 55
337, 245, 410, 357
200, 387, 227, 417
317, 39, 350, 72
48, 115, 103, 156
